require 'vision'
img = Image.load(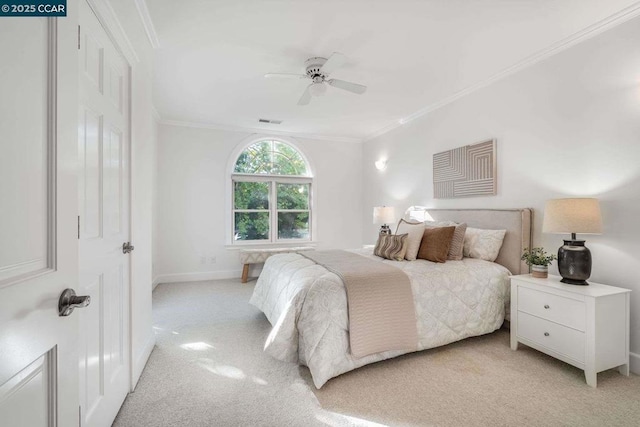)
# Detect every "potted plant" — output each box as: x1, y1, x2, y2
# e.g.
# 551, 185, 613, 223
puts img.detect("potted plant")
521, 247, 557, 279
